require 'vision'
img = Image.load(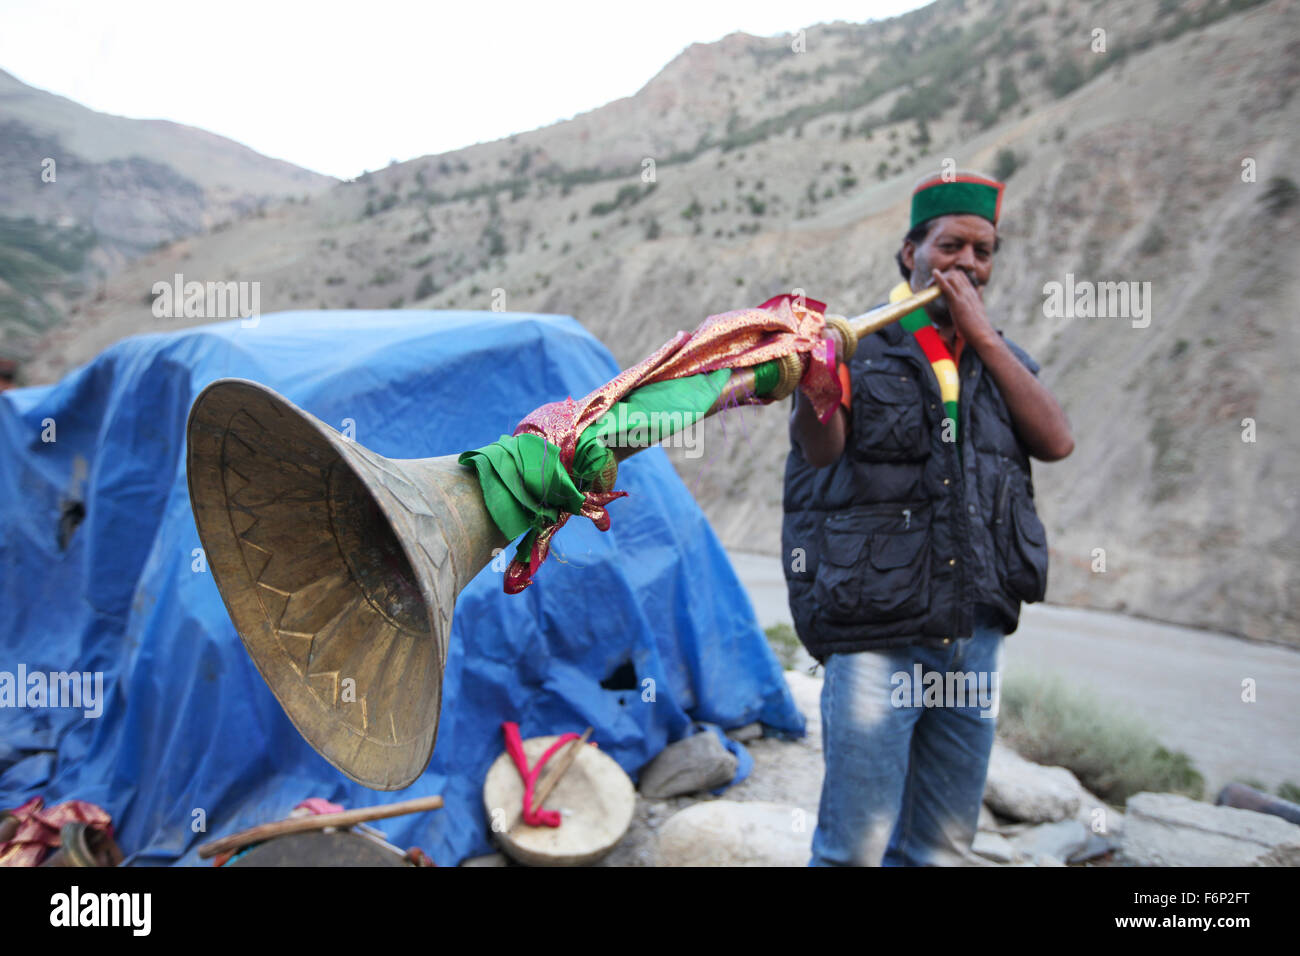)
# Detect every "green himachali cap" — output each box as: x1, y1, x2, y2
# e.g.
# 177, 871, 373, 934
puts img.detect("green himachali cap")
910, 171, 1004, 228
